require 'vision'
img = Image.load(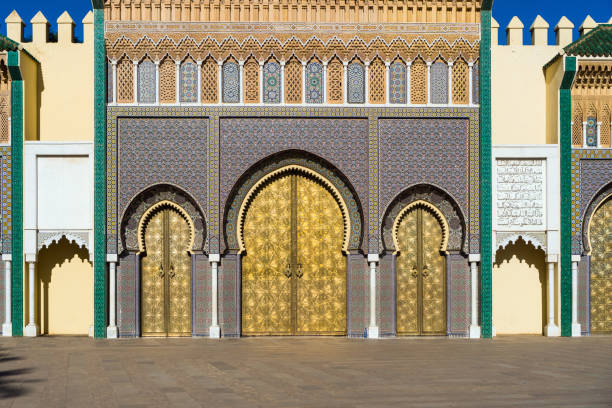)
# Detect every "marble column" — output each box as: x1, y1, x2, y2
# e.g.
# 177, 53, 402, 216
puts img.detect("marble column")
545, 254, 560, 337
2, 254, 11, 336
367, 254, 379, 339
24, 254, 38, 337
571, 255, 582, 337
107, 254, 118, 338
209, 254, 221, 338
468, 254, 481, 338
